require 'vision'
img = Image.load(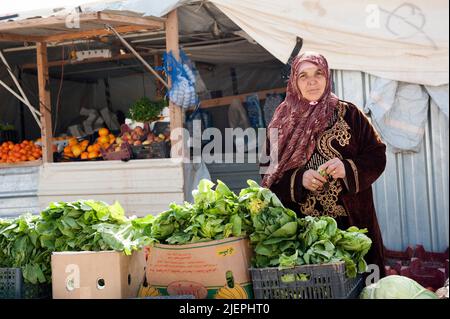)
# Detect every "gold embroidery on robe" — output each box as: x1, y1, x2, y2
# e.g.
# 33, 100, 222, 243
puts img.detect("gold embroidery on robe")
299, 102, 351, 218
